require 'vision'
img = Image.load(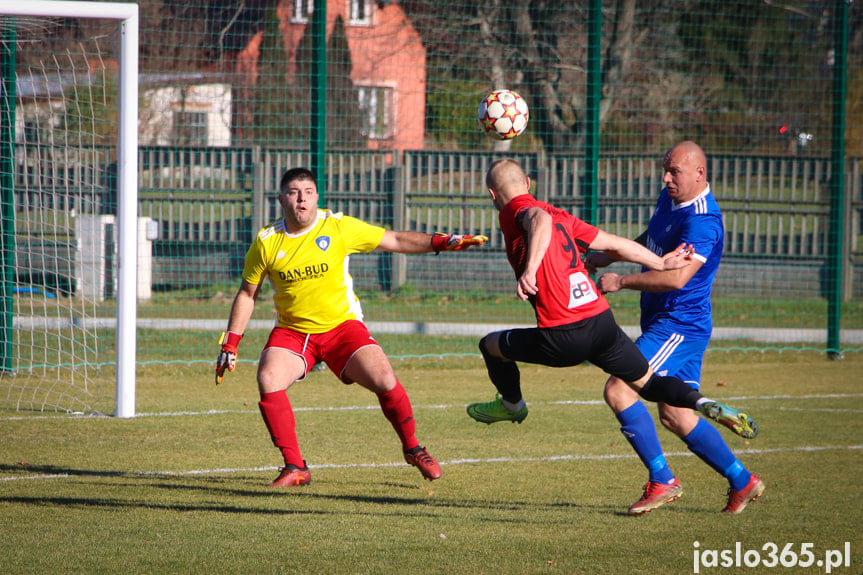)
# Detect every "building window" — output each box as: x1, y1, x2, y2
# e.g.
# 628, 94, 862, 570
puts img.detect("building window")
175, 111, 208, 146
292, 0, 314, 23
23, 119, 41, 144
349, 0, 372, 25
357, 85, 394, 140
19, 108, 61, 145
